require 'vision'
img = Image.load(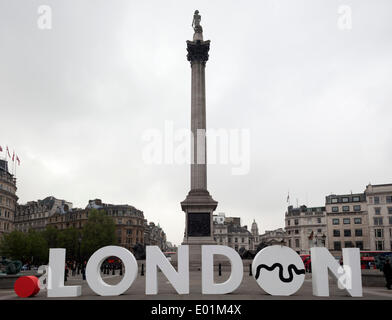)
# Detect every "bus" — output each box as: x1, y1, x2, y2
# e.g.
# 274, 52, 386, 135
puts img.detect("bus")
360, 251, 392, 270
301, 251, 392, 271
163, 252, 176, 261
